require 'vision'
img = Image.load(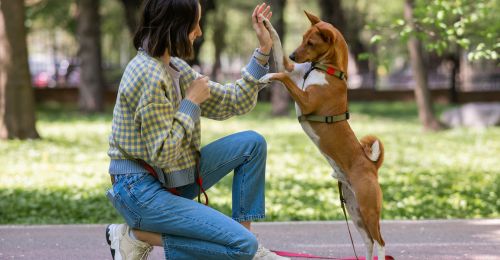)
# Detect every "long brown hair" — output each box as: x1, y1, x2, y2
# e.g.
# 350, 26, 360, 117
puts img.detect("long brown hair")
133, 0, 199, 59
